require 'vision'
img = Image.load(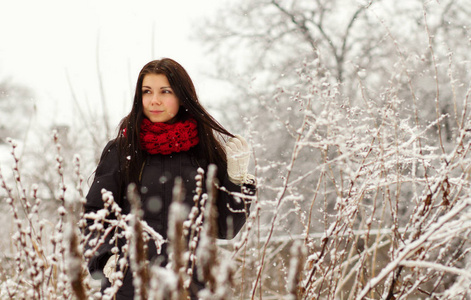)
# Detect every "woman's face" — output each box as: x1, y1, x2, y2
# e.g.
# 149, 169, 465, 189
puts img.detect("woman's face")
142, 73, 180, 123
